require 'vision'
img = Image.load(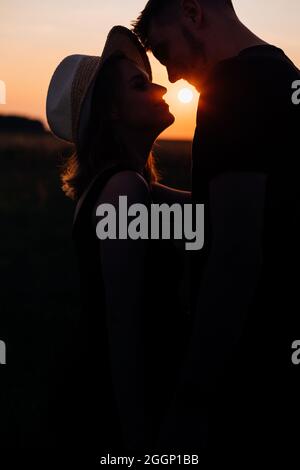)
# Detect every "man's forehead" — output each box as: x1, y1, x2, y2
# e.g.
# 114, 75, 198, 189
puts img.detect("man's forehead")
147, 20, 165, 50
